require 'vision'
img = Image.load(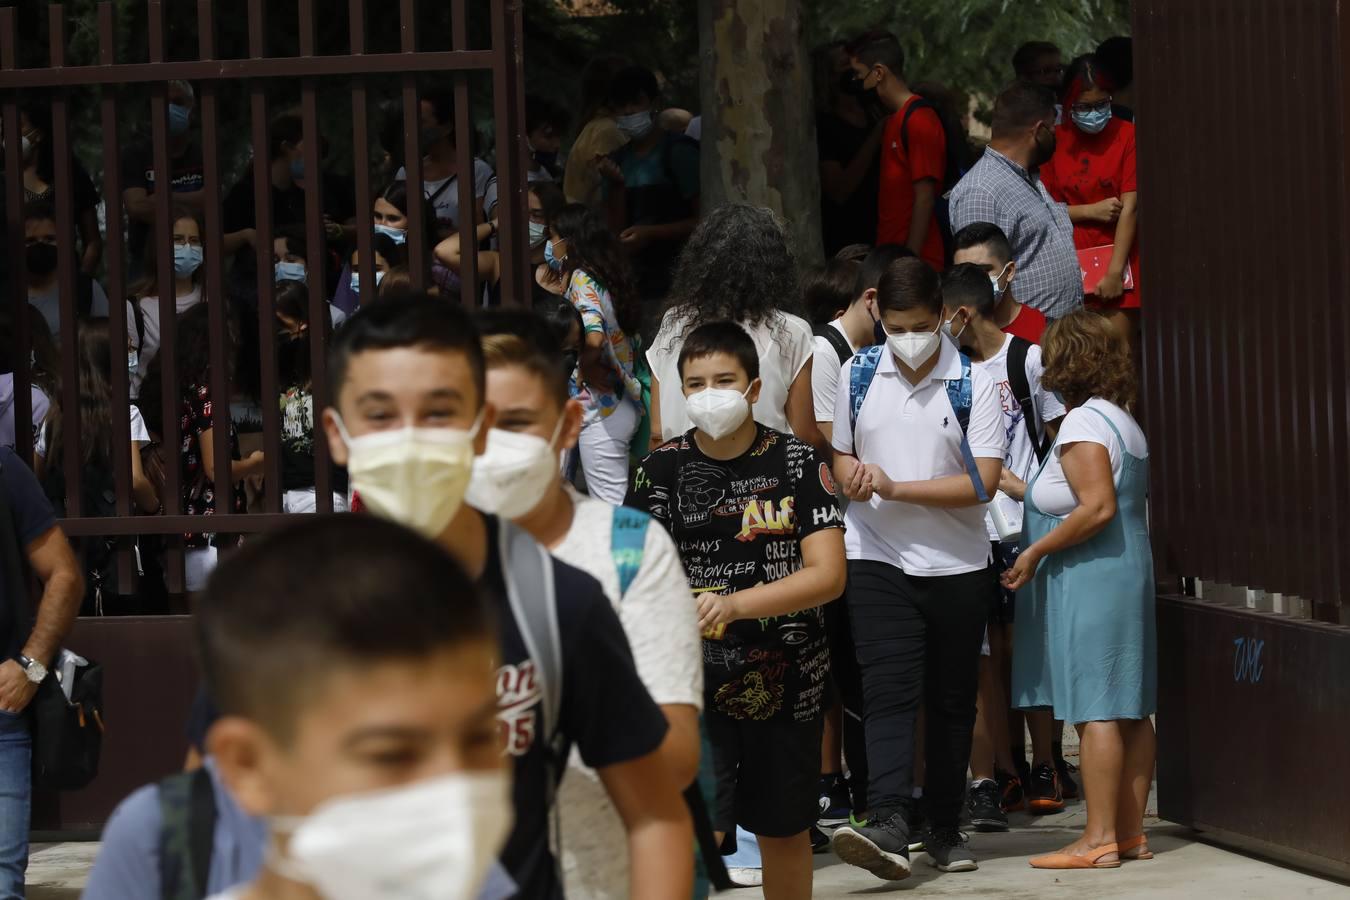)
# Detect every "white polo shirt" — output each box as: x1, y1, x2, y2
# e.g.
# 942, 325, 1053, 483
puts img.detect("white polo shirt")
831, 338, 1006, 575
